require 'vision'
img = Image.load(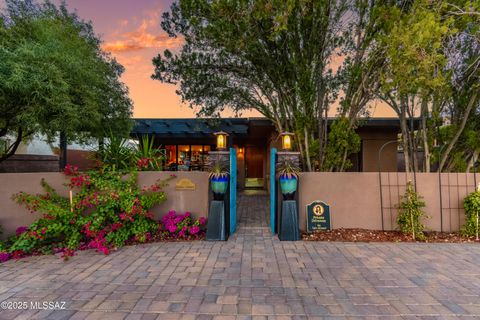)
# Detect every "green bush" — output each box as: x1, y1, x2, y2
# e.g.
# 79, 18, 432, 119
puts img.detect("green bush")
397, 181, 428, 240
5, 164, 174, 258
462, 190, 480, 237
